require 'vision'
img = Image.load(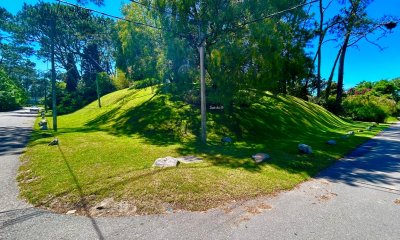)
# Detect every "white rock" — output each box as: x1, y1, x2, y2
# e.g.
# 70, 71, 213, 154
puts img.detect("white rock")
251, 153, 270, 163
66, 210, 76, 215
95, 198, 114, 210
153, 156, 179, 167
